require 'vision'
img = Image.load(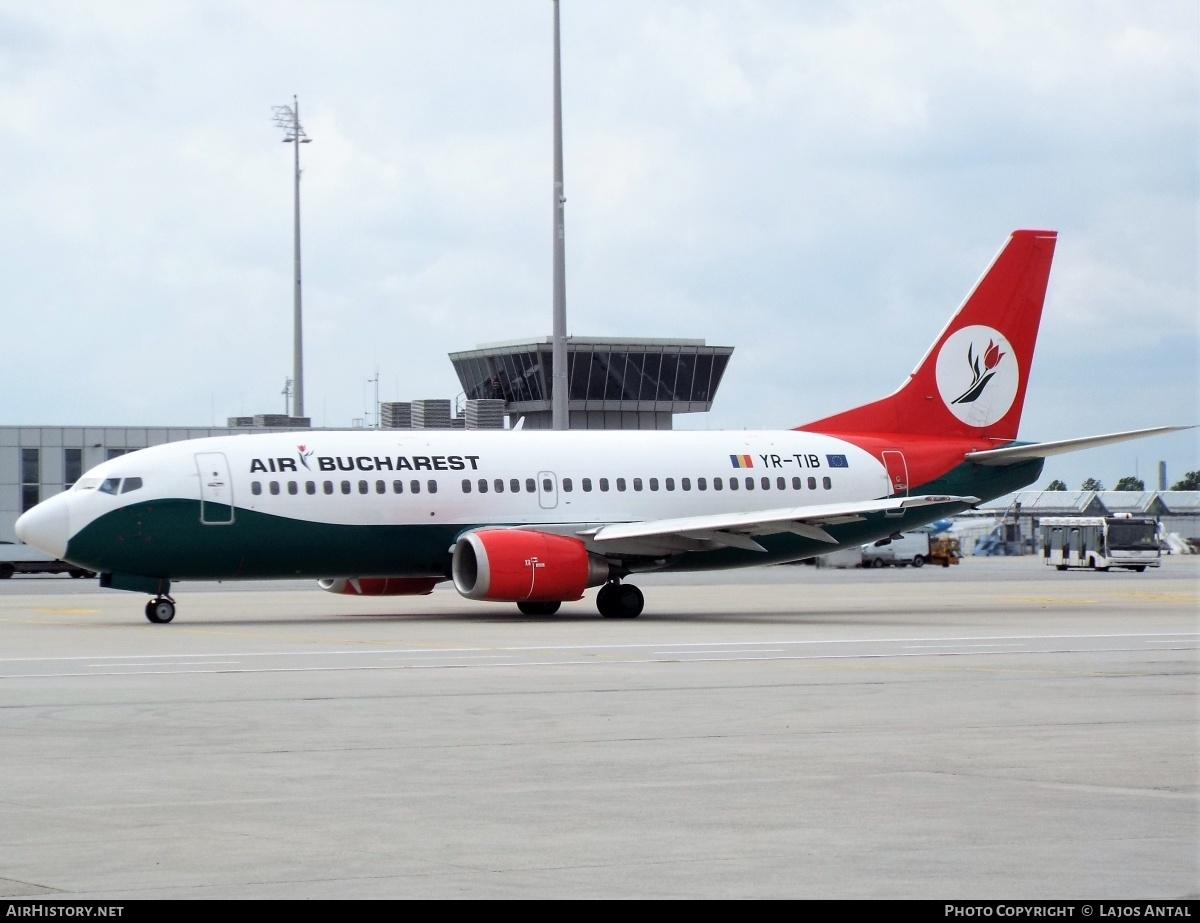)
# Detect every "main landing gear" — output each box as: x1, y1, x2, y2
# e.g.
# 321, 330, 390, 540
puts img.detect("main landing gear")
596, 581, 644, 619
144, 596, 176, 624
